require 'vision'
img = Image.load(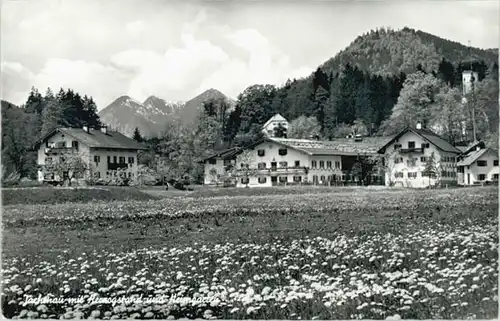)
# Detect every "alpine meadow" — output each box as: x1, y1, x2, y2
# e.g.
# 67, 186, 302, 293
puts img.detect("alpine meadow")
1, 1, 499, 320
